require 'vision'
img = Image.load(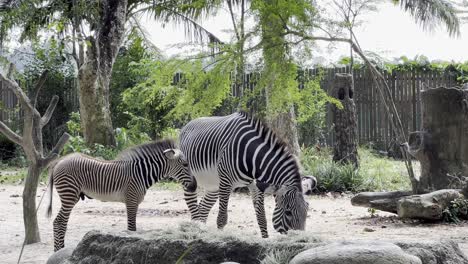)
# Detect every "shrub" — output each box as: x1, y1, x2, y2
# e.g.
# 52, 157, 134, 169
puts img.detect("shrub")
62, 112, 151, 160
300, 146, 412, 193
443, 198, 468, 223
